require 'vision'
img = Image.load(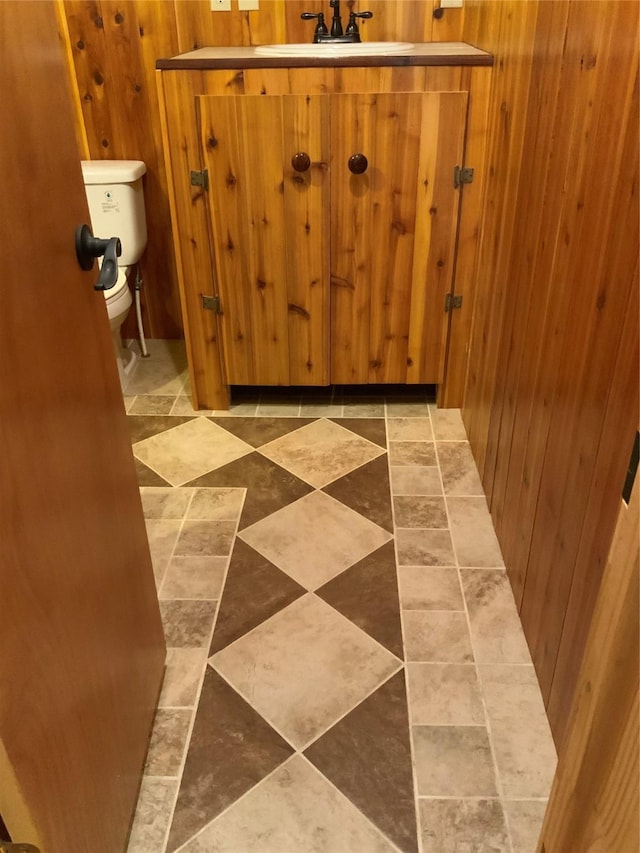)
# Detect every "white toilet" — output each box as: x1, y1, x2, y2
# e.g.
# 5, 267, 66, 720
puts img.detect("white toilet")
81, 160, 147, 386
